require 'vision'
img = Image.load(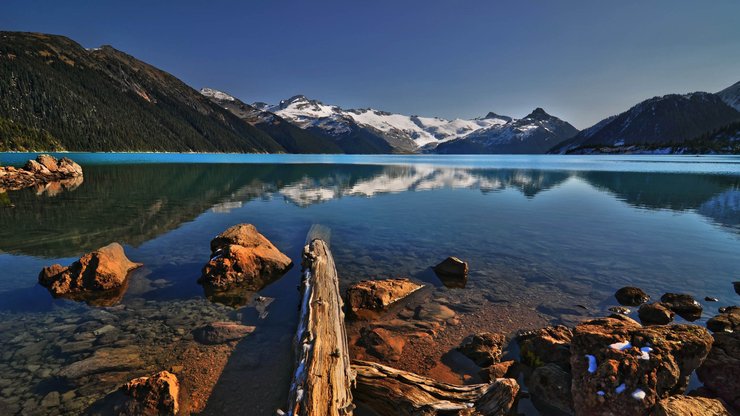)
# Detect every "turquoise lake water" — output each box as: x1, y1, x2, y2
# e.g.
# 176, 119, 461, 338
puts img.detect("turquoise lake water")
0, 153, 738, 415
